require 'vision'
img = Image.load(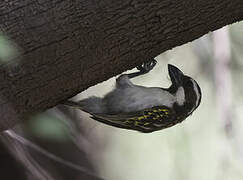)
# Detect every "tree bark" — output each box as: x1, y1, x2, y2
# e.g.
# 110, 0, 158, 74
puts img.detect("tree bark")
0, 0, 243, 131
